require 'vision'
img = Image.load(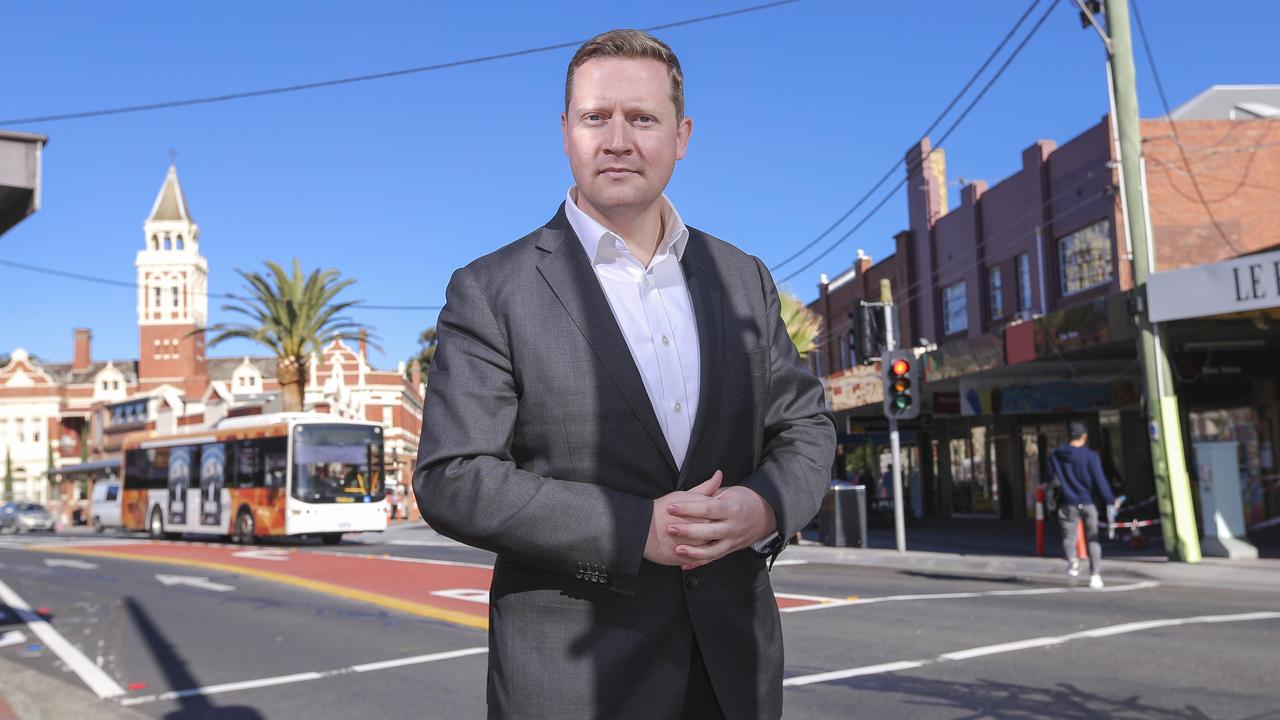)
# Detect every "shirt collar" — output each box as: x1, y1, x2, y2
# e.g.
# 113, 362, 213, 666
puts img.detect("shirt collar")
564, 188, 690, 265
